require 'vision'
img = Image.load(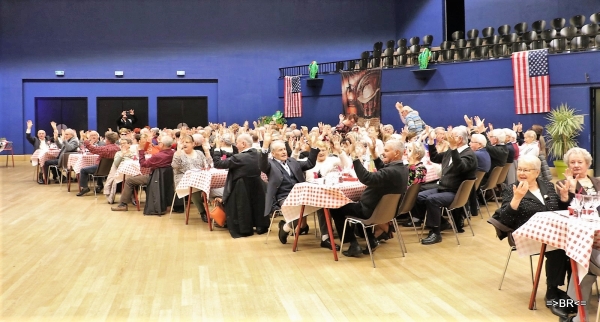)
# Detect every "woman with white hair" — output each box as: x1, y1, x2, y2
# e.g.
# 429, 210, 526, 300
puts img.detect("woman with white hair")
560, 147, 600, 195
519, 130, 540, 158
491, 154, 572, 318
